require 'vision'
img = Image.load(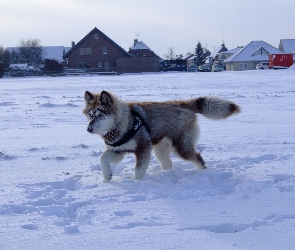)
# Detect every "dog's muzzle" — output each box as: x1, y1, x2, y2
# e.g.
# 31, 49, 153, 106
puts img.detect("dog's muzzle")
87, 119, 95, 133
87, 125, 94, 133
